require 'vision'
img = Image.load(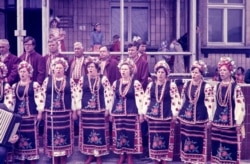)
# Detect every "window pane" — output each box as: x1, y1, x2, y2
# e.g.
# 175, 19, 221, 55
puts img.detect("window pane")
228, 0, 243, 3
24, 0, 41, 8
208, 0, 224, 3
131, 7, 148, 42
110, 0, 128, 2
111, 7, 128, 41
7, 0, 15, 5
132, 0, 149, 1
208, 9, 223, 42
227, 9, 242, 42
